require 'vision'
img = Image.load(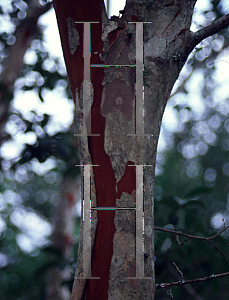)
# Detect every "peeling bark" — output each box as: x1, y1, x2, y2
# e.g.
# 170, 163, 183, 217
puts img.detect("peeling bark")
53, 0, 229, 299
